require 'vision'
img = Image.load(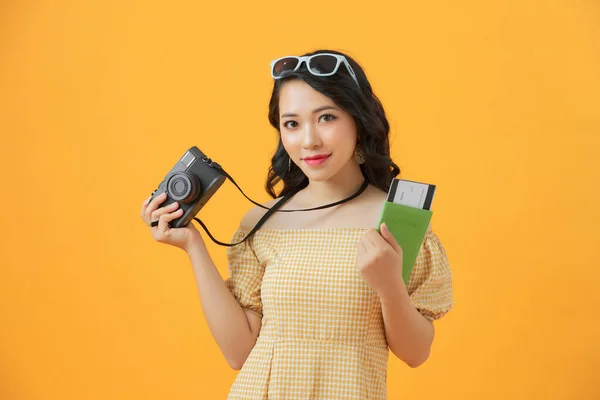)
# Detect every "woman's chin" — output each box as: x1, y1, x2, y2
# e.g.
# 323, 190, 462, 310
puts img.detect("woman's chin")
301, 167, 343, 183
300, 158, 359, 183
301, 169, 334, 182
